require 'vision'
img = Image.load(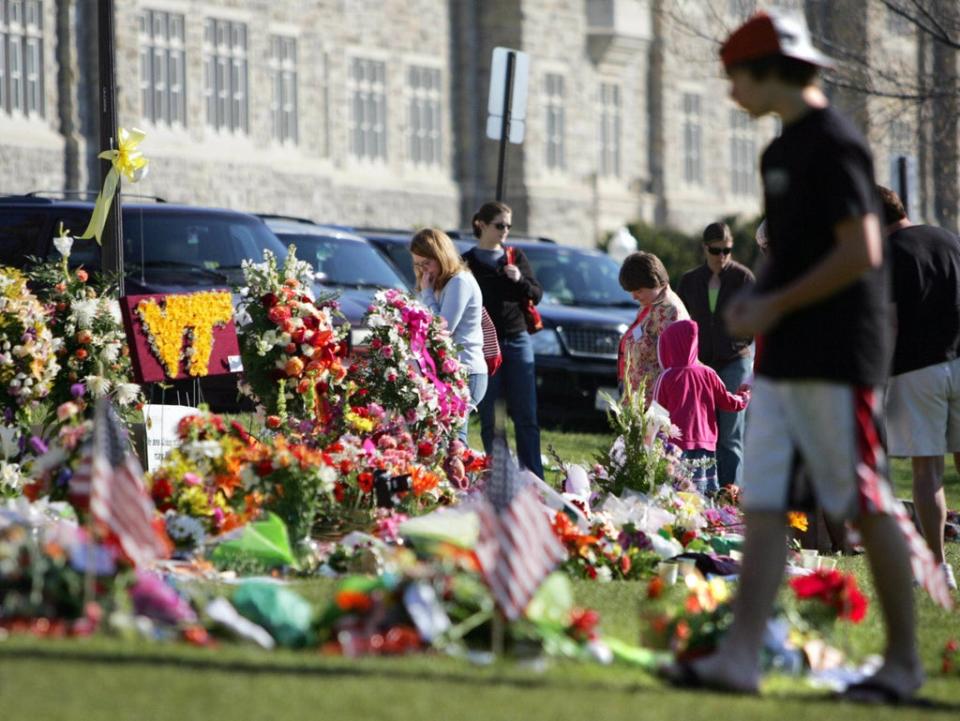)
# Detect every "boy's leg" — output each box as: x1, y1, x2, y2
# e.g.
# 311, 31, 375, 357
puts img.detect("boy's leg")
855, 512, 924, 696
